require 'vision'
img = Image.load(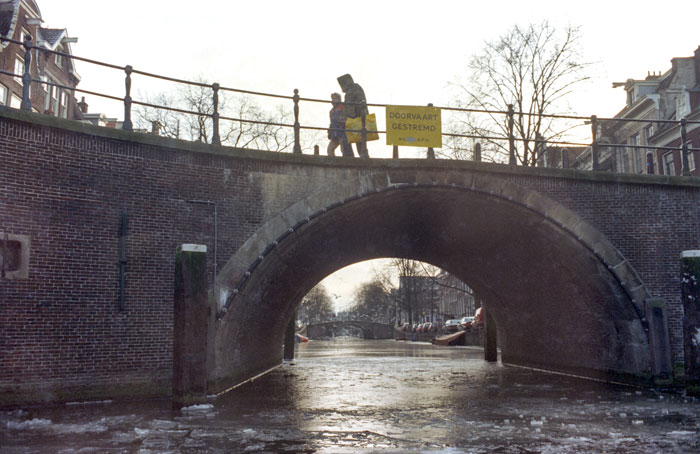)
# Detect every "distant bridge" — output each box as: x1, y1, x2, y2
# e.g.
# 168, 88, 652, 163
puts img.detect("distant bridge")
306, 321, 394, 340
